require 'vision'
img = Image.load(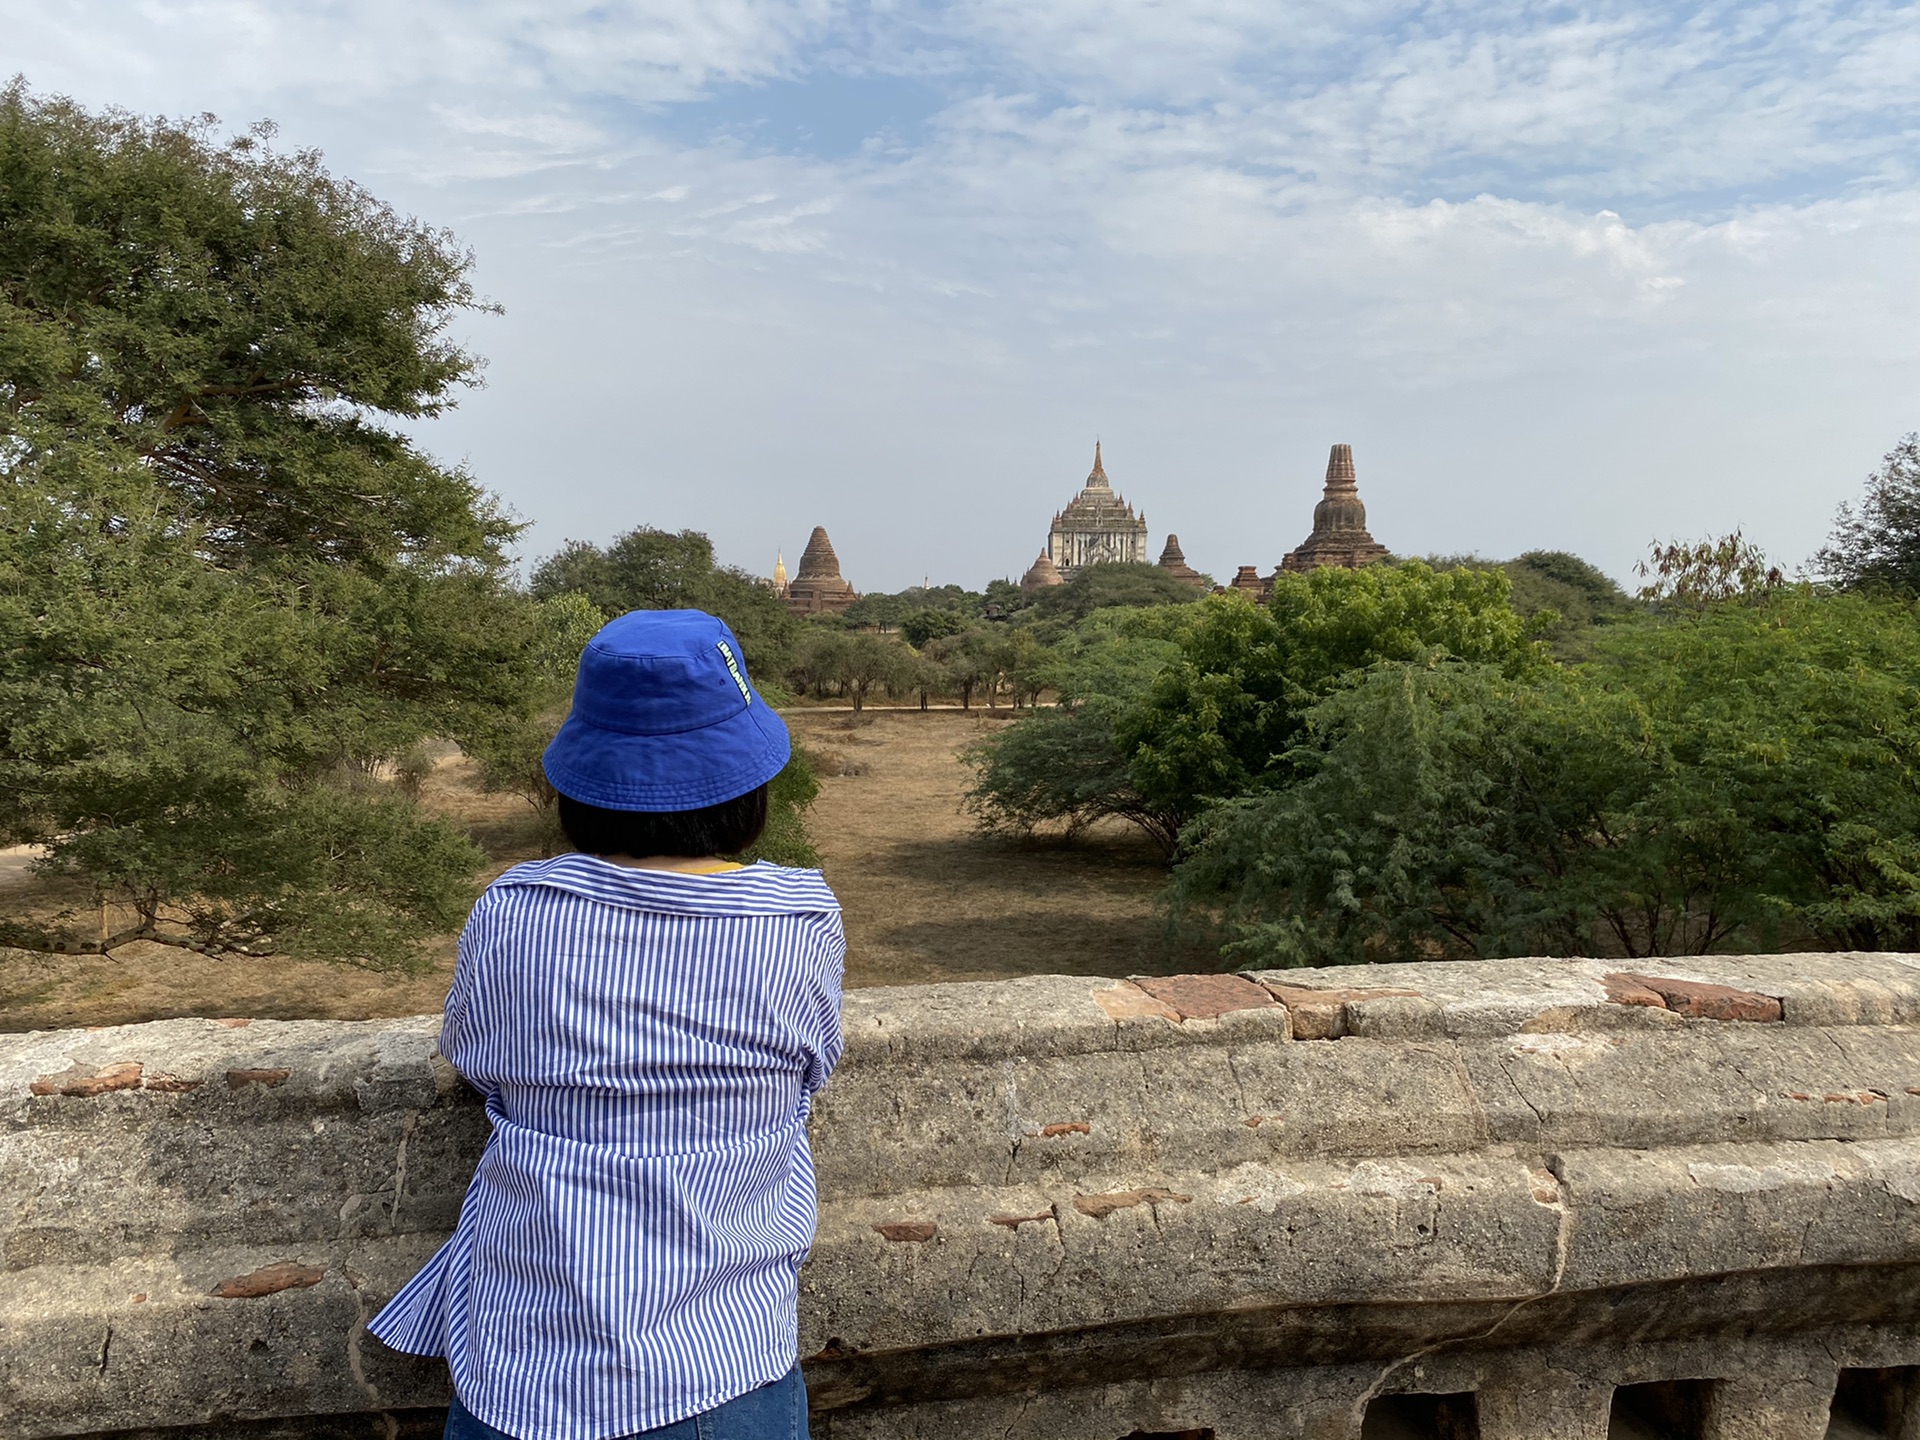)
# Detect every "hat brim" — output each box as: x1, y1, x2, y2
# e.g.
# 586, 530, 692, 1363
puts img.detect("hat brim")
542, 691, 793, 811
